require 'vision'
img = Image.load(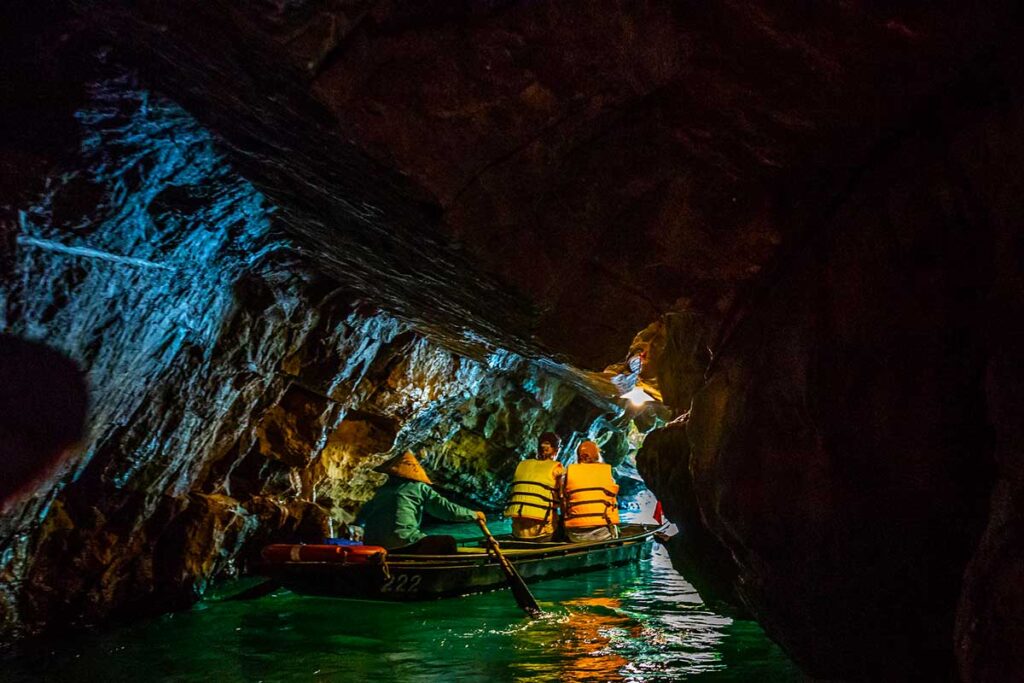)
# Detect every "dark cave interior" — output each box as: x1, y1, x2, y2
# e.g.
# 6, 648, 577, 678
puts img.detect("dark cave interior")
2, 2, 1024, 681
